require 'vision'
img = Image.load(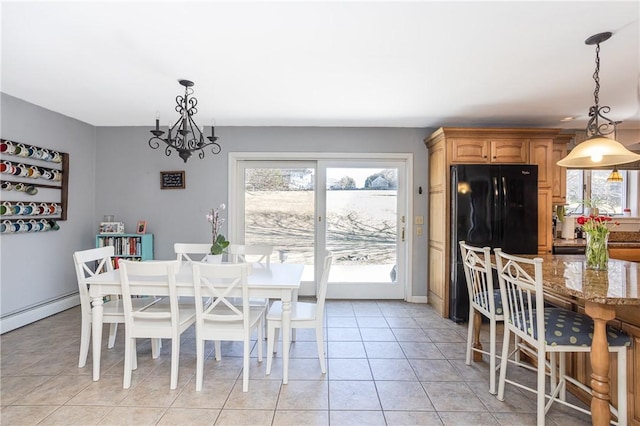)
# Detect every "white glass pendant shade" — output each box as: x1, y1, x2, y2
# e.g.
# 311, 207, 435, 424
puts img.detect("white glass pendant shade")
556, 135, 640, 168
